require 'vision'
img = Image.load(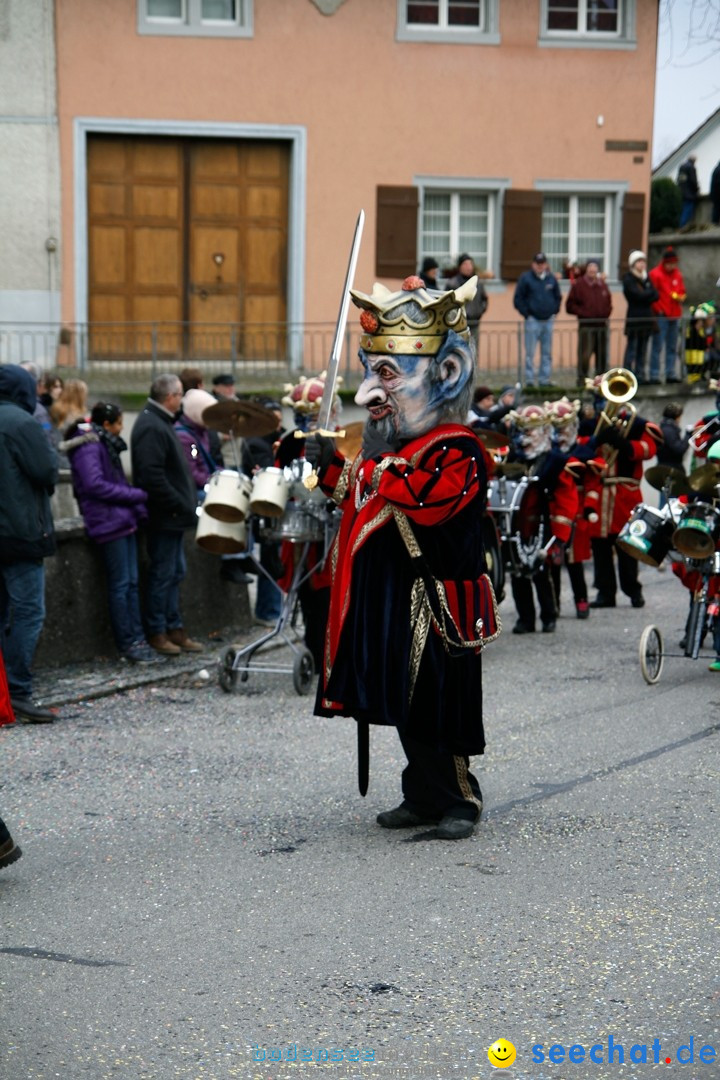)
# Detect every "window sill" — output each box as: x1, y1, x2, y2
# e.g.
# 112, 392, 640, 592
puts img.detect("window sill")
537, 35, 635, 50
396, 28, 500, 45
